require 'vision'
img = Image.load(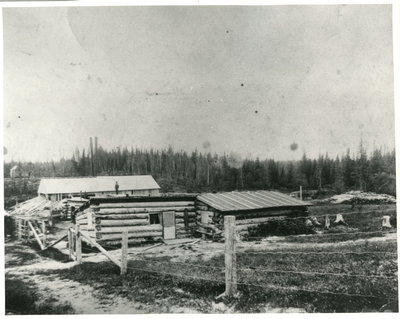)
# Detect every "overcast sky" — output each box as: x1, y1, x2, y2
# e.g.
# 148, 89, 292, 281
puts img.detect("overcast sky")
3, 5, 395, 162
